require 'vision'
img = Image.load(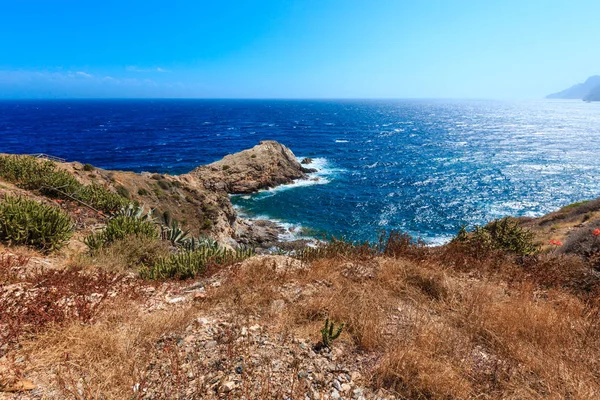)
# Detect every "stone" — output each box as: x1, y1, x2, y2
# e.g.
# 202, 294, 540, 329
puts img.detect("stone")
270, 299, 286, 314
297, 371, 309, 379
220, 381, 236, 393
167, 296, 186, 304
